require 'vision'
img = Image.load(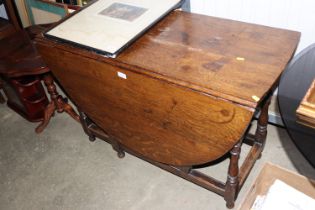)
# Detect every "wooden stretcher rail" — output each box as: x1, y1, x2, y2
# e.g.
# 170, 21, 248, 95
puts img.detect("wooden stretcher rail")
79, 96, 271, 208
